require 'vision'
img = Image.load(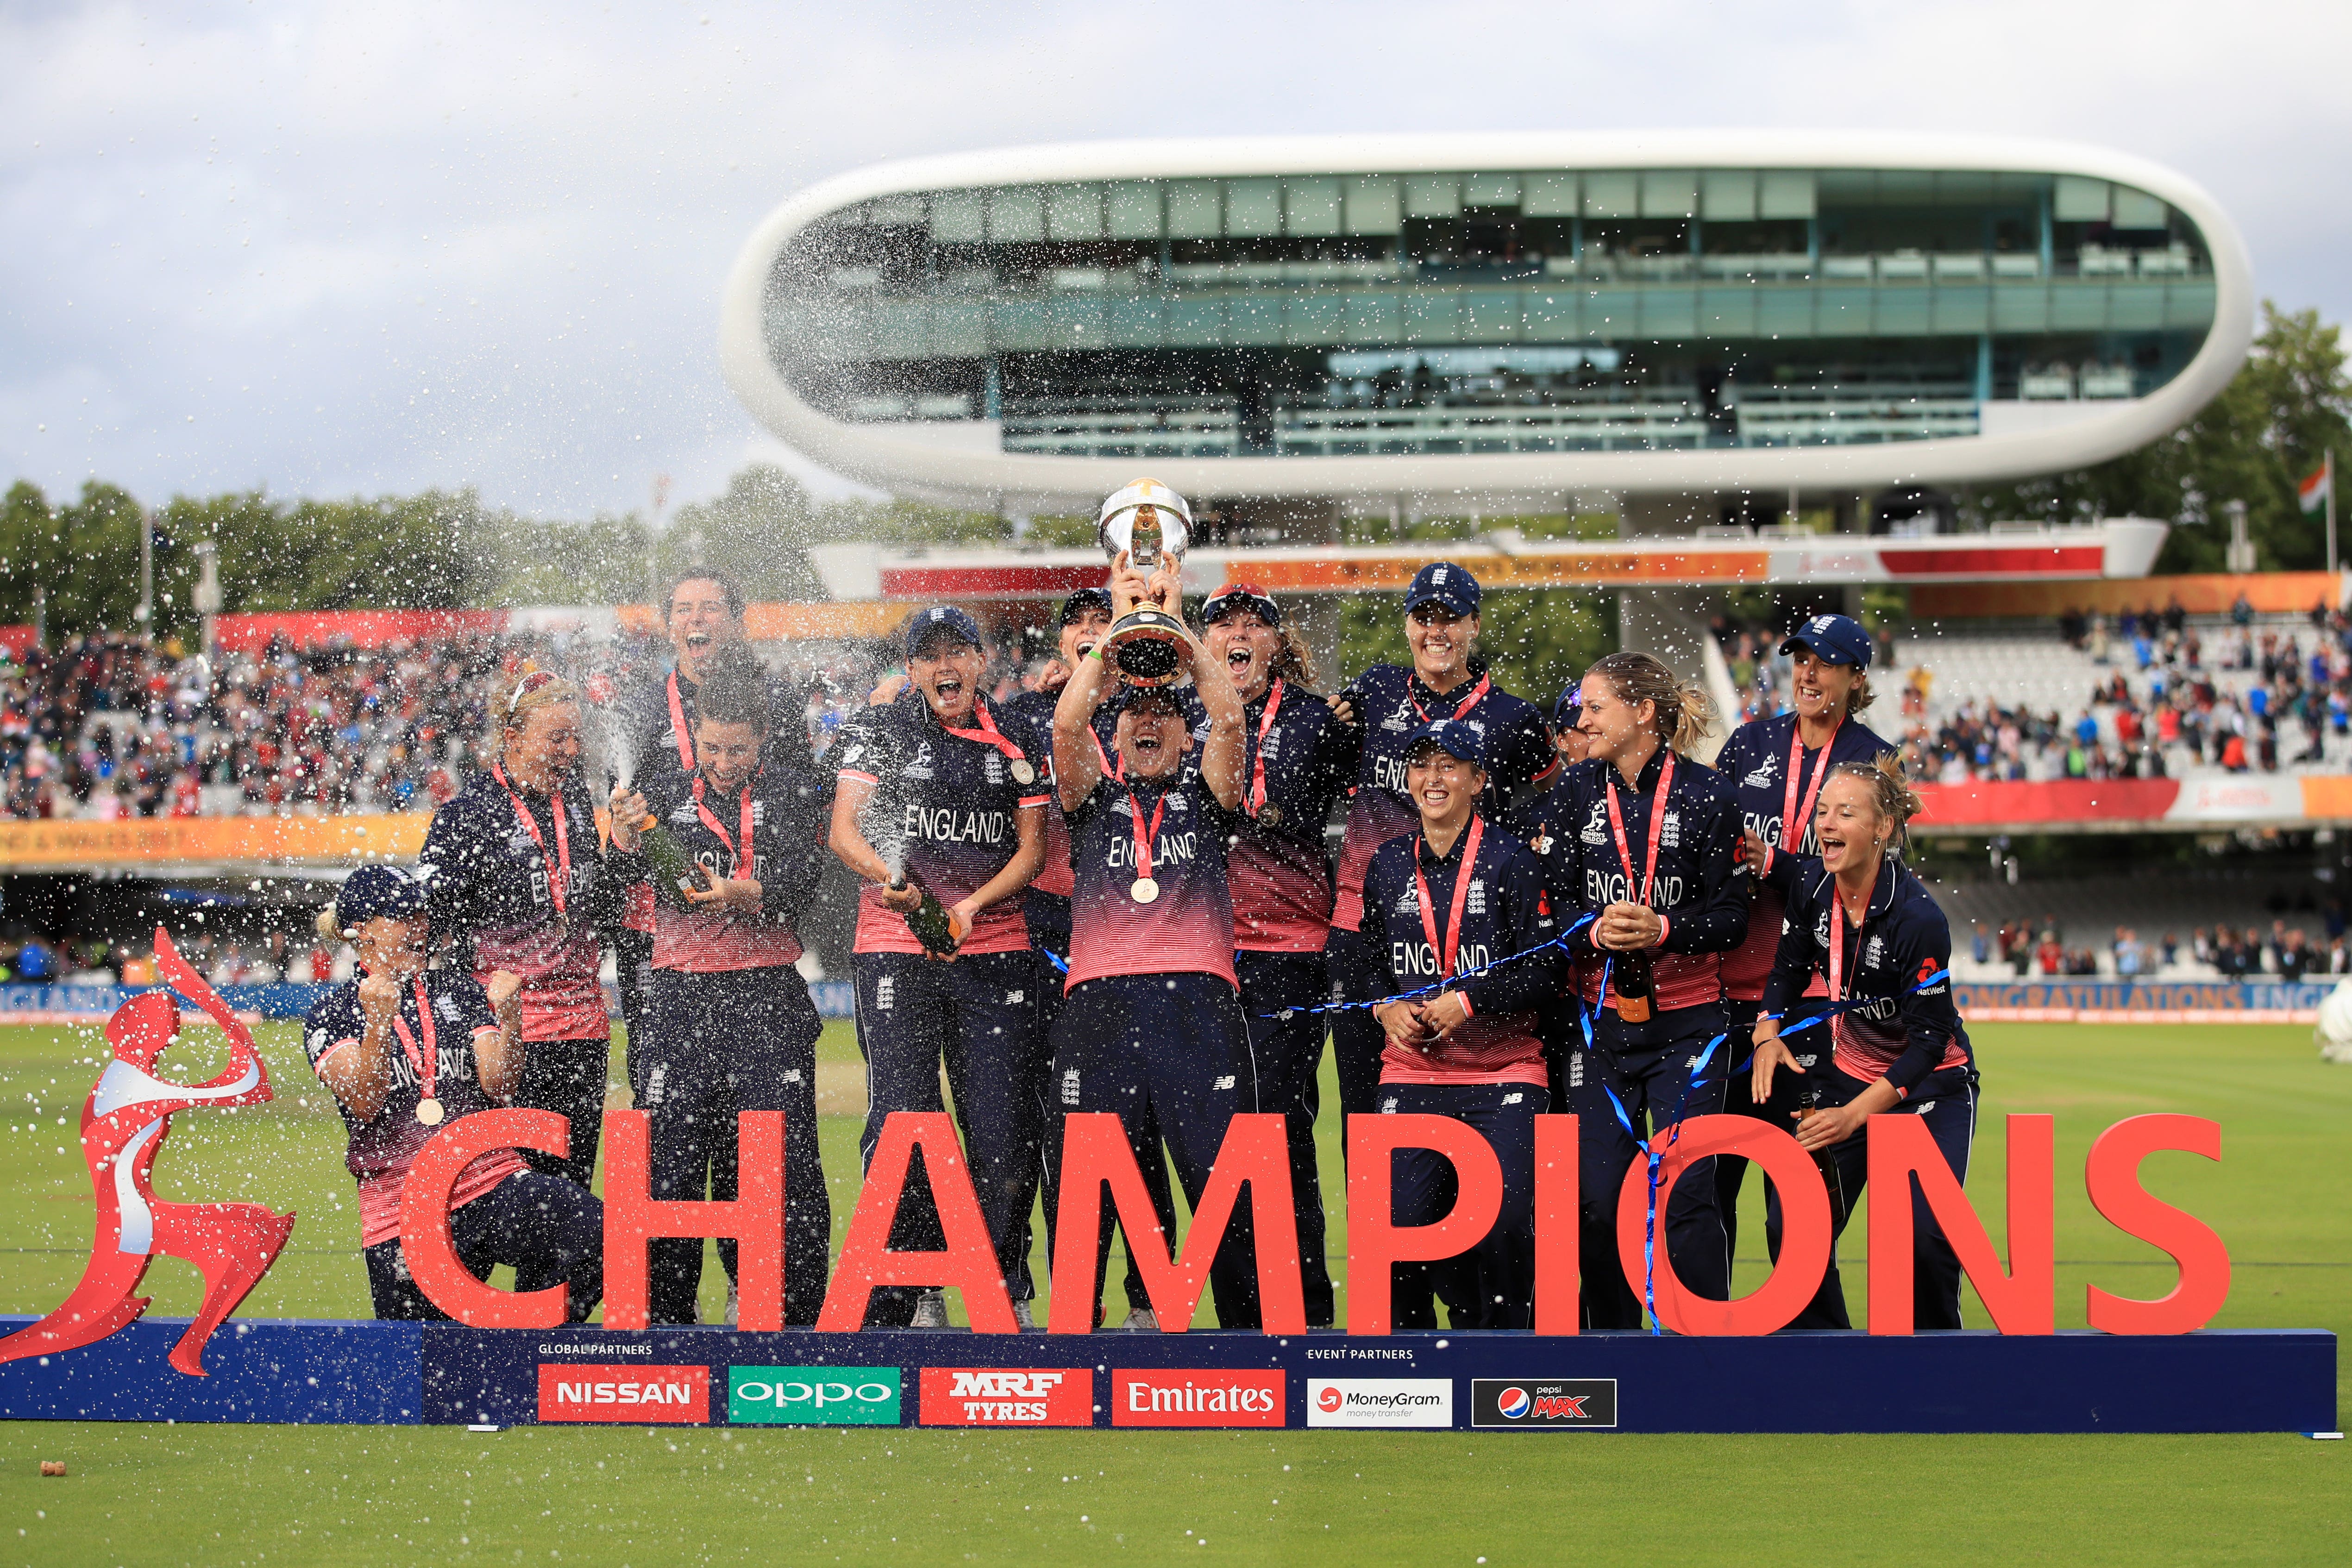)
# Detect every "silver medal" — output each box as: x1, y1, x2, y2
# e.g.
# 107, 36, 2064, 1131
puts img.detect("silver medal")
1130, 877, 1161, 904
415, 1097, 446, 1127
1010, 759, 1036, 785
